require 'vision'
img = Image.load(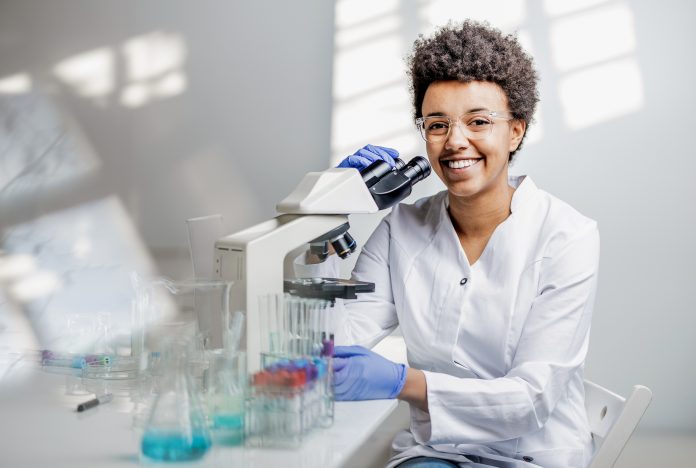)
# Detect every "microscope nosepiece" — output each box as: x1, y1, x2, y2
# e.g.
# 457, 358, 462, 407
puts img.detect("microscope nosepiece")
331, 232, 356, 259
